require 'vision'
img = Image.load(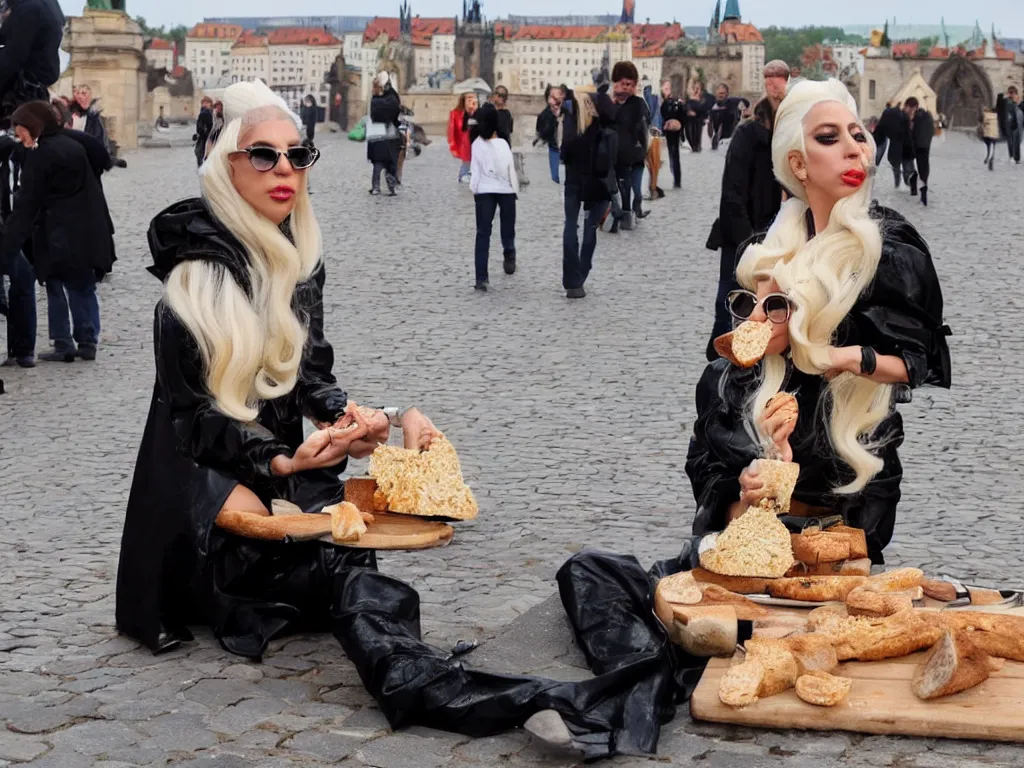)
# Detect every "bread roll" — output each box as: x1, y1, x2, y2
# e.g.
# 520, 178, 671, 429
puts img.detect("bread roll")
795, 671, 853, 707
744, 638, 800, 697
326, 502, 367, 543
912, 630, 991, 700
864, 568, 924, 593
845, 586, 917, 618
713, 320, 772, 368
656, 571, 703, 606
821, 609, 944, 662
